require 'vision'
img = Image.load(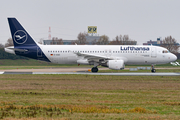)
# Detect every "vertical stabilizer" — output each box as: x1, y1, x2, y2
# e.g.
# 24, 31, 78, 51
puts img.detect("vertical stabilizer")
8, 18, 37, 47
6, 18, 50, 62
